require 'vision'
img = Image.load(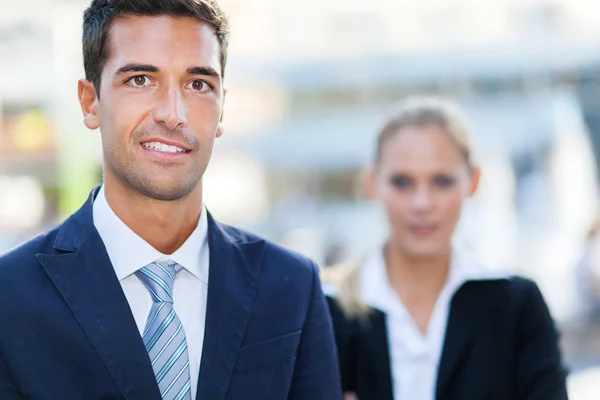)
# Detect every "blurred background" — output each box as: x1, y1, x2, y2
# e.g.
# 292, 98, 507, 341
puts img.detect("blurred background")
1, 0, 600, 397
